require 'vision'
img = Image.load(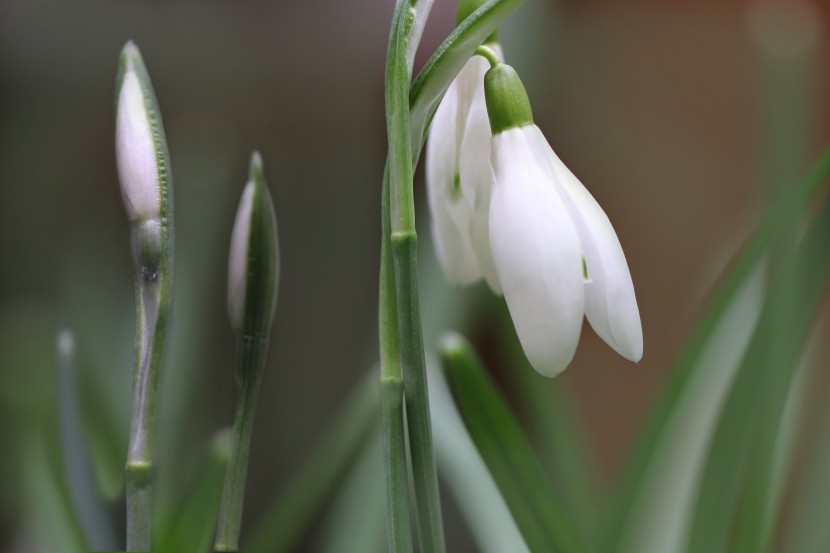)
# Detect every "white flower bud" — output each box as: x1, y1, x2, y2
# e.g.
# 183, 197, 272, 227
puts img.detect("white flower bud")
115, 41, 162, 221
